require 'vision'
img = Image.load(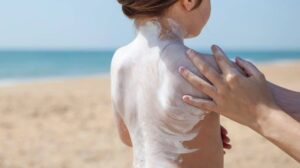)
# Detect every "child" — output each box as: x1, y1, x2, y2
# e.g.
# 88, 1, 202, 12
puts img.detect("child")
111, 0, 224, 167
